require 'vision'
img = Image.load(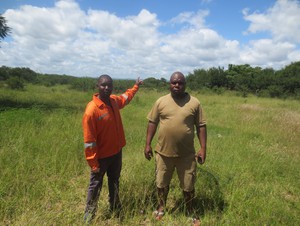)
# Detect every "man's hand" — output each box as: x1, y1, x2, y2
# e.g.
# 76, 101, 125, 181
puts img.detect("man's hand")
92, 168, 100, 173
135, 77, 143, 86
144, 146, 153, 160
196, 148, 206, 164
